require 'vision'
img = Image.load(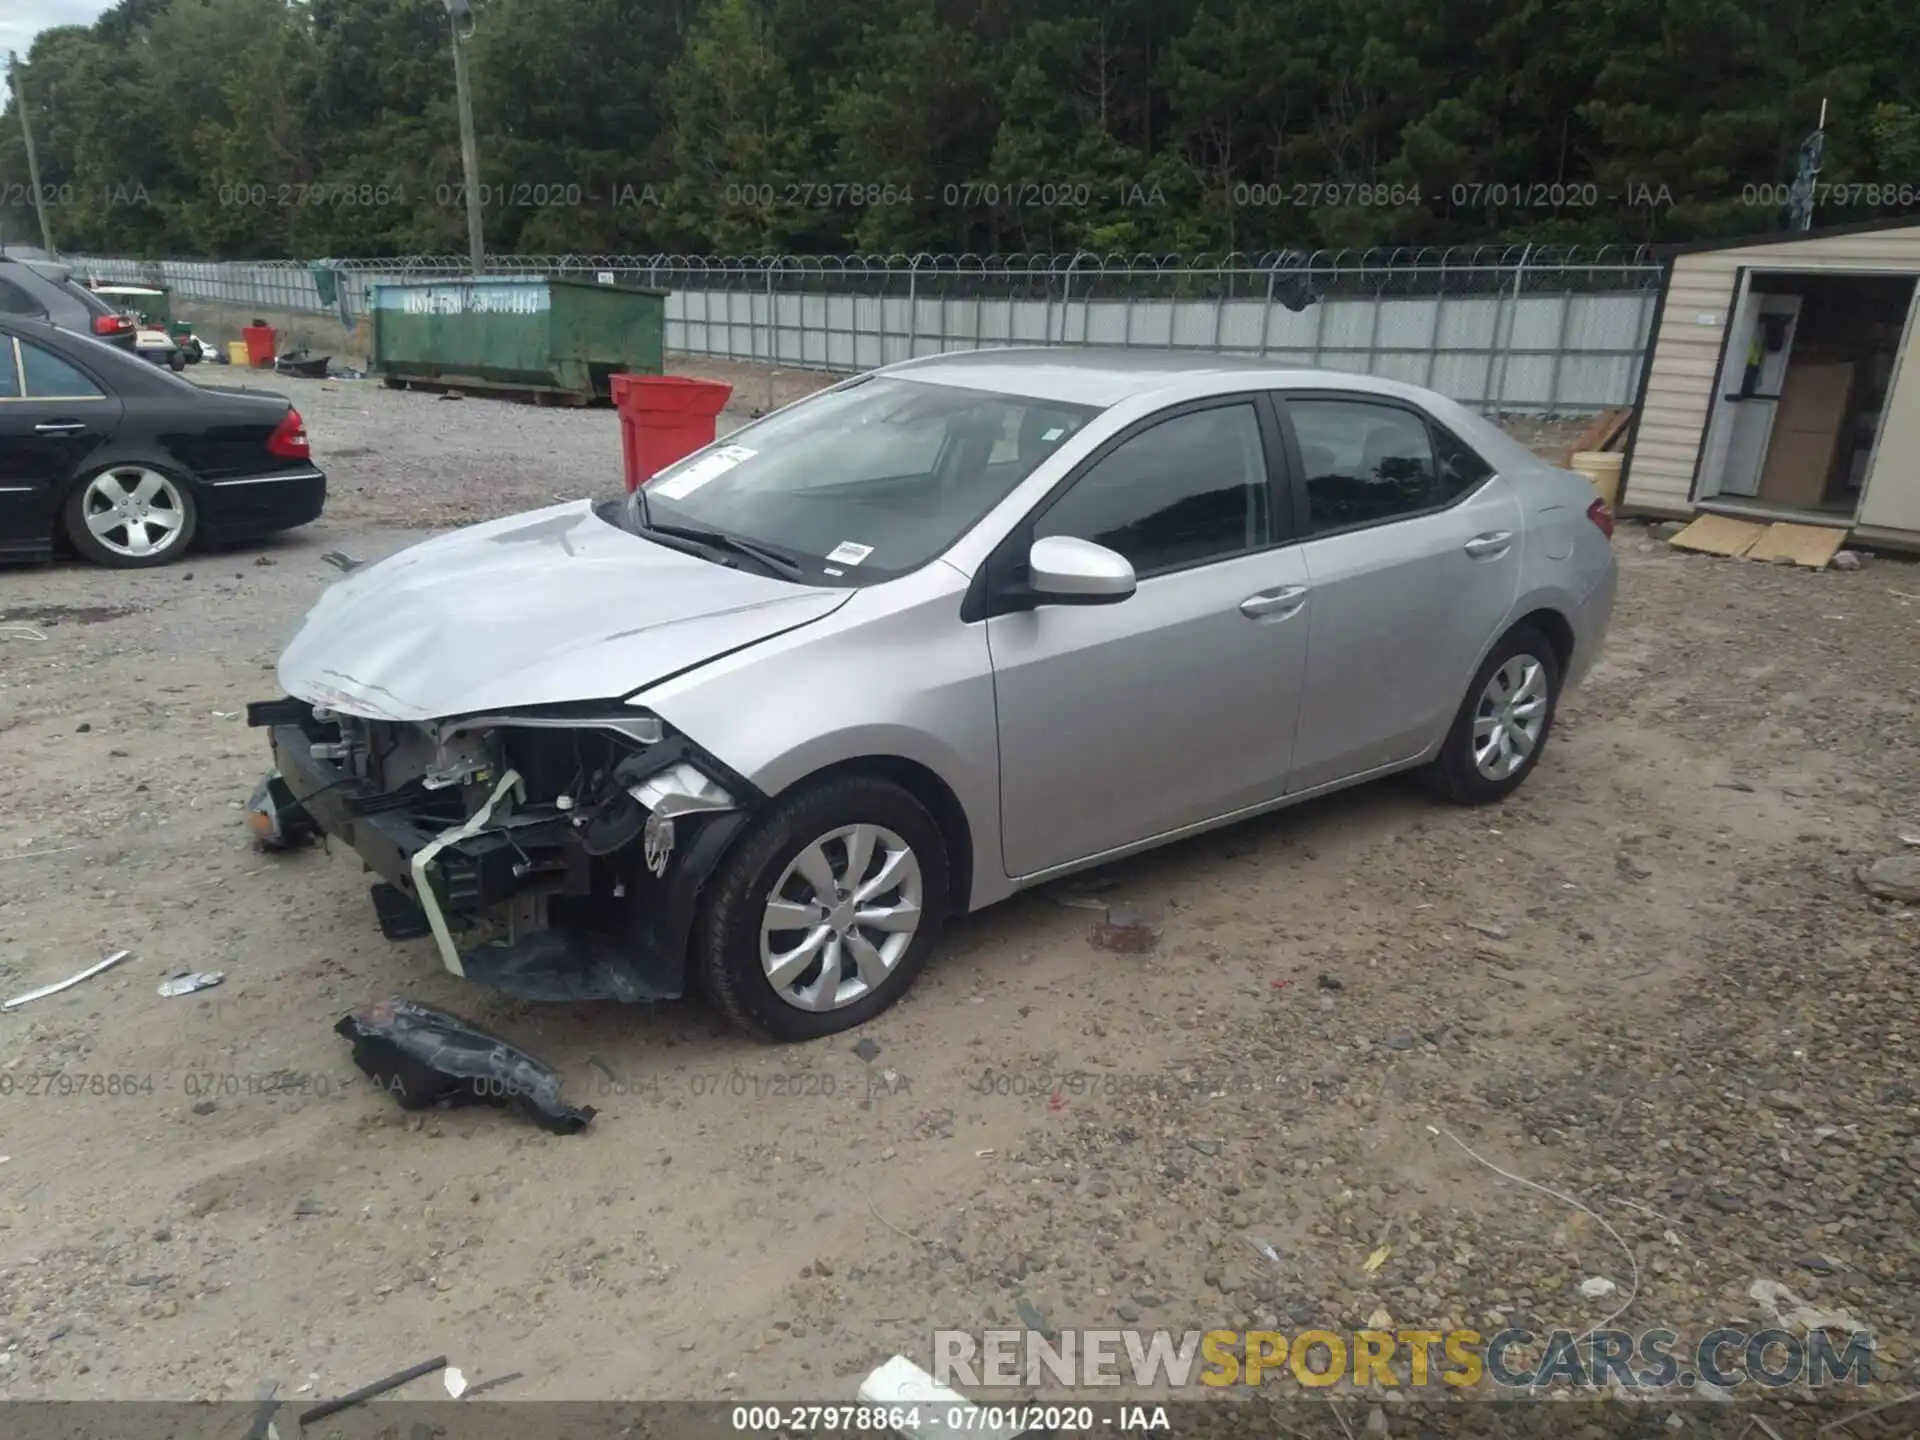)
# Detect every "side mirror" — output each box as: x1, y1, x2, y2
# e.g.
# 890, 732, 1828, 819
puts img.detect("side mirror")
1027, 535, 1136, 605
